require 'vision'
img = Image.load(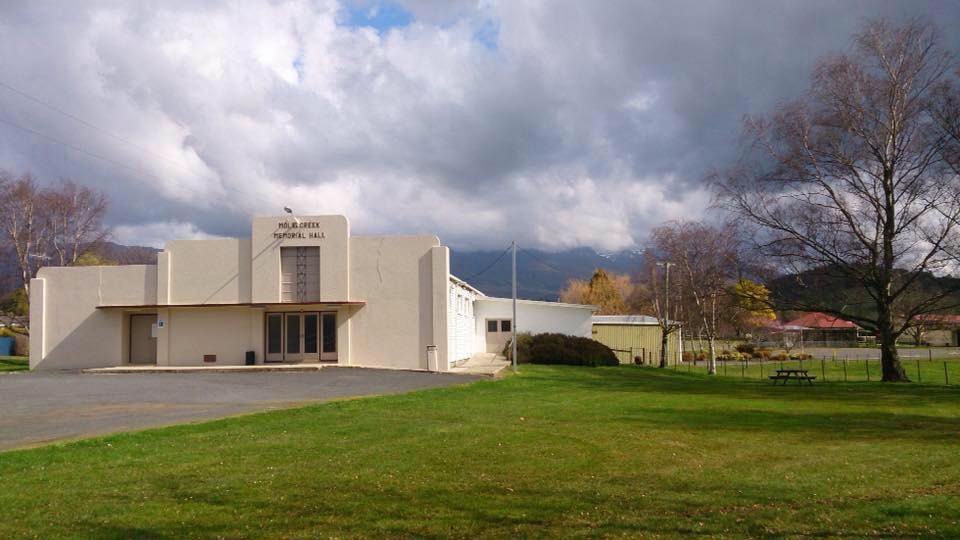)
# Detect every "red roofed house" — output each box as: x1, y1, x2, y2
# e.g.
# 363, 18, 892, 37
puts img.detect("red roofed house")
784, 312, 864, 345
